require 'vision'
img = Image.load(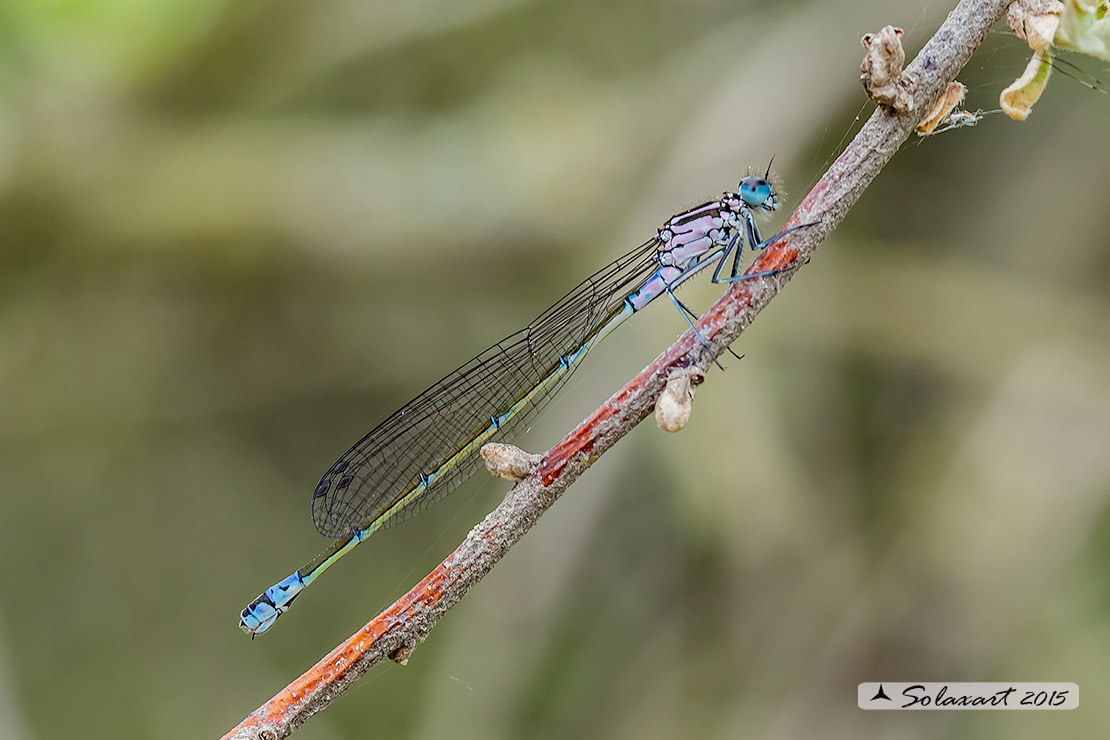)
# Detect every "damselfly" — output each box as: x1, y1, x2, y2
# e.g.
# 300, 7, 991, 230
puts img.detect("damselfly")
240, 164, 804, 636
